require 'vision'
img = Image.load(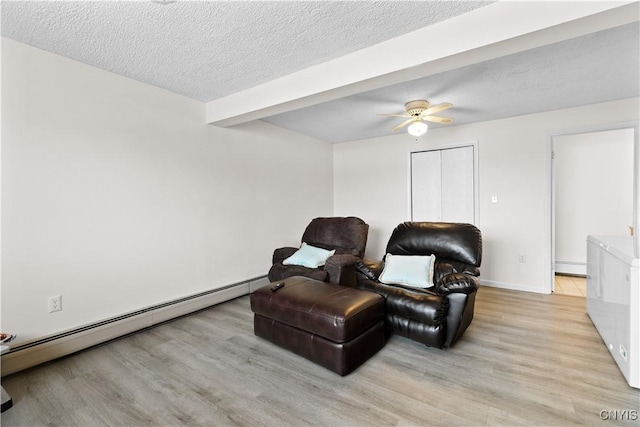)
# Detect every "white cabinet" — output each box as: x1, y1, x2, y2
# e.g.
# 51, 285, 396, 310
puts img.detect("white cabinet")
587, 235, 639, 388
